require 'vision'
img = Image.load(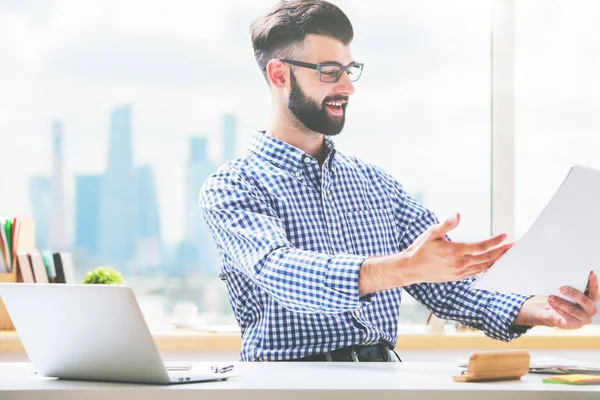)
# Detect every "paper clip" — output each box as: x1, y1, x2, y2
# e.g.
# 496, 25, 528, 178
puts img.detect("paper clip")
211, 364, 234, 374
